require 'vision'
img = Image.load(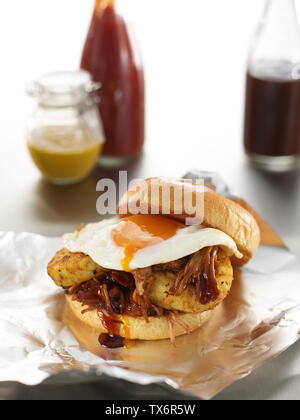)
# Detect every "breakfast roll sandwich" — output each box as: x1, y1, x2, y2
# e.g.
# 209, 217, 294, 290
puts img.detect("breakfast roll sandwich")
48, 178, 260, 348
